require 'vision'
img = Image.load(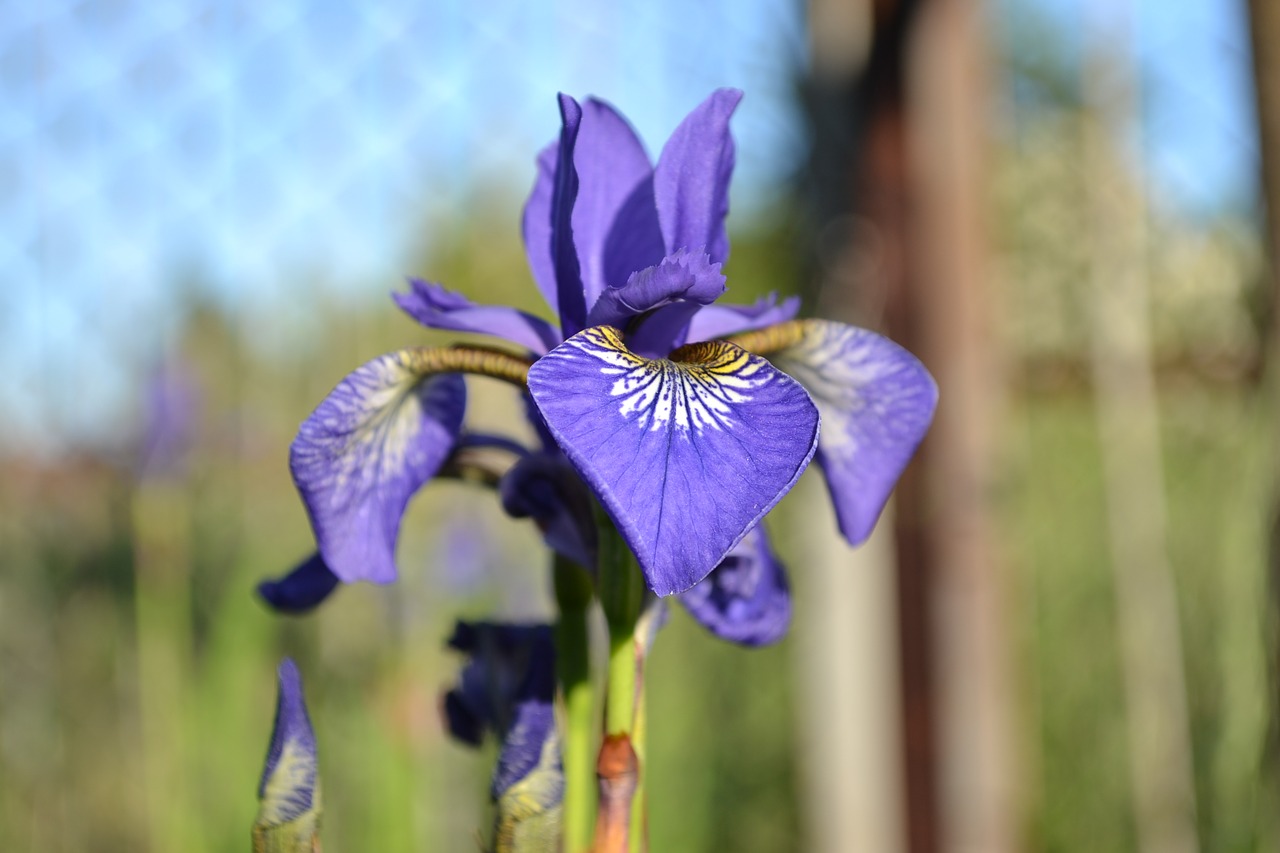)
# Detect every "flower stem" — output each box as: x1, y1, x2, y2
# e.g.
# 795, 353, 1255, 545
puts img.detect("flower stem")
553, 556, 597, 853
596, 510, 644, 735
606, 630, 637, 736
594, 505, 646, 849
629, 639, 650, 853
